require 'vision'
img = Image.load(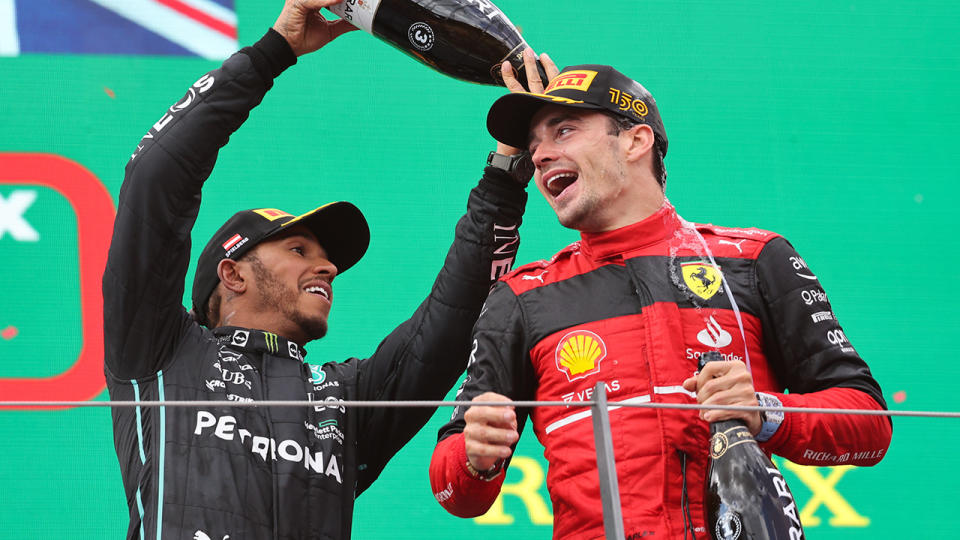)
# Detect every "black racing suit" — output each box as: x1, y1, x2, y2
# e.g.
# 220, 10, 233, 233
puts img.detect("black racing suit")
103, 29, 527, 540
